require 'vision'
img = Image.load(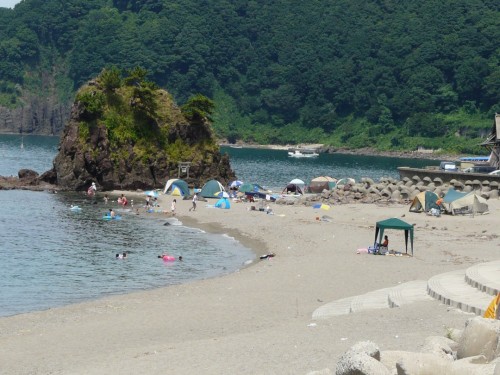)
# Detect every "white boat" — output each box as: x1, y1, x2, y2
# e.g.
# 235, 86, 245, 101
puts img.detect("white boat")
287, 148, 319, 158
